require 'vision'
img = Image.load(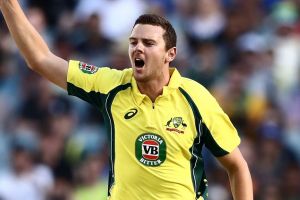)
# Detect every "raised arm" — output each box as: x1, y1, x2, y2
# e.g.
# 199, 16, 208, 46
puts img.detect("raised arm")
217, 147, 253, 200
0, 0, 68, 89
